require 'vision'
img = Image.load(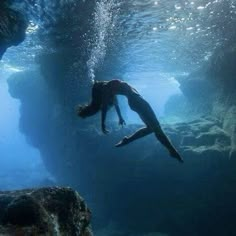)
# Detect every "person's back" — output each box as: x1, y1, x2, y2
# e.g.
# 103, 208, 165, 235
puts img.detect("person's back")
105, 80, 140, 98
